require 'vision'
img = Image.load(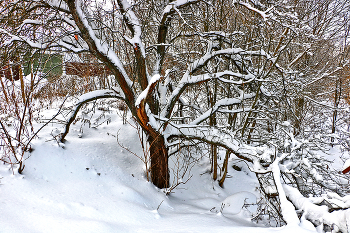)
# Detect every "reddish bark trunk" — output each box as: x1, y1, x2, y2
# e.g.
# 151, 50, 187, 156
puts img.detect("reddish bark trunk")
136, 102, 169, 189
148, 134, 169, 189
